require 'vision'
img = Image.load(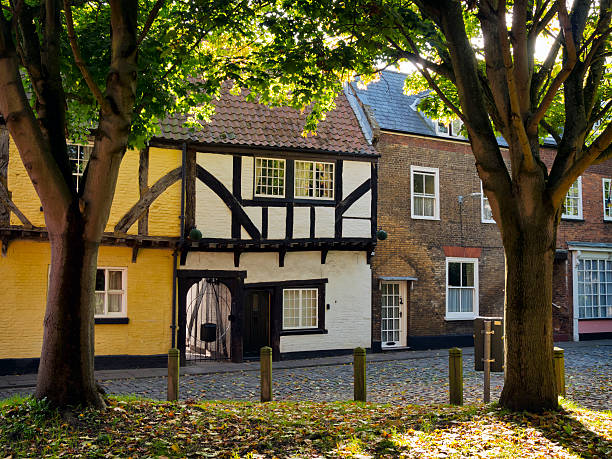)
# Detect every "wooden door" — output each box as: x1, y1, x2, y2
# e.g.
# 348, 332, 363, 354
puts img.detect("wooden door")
244, 290, 271, 357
